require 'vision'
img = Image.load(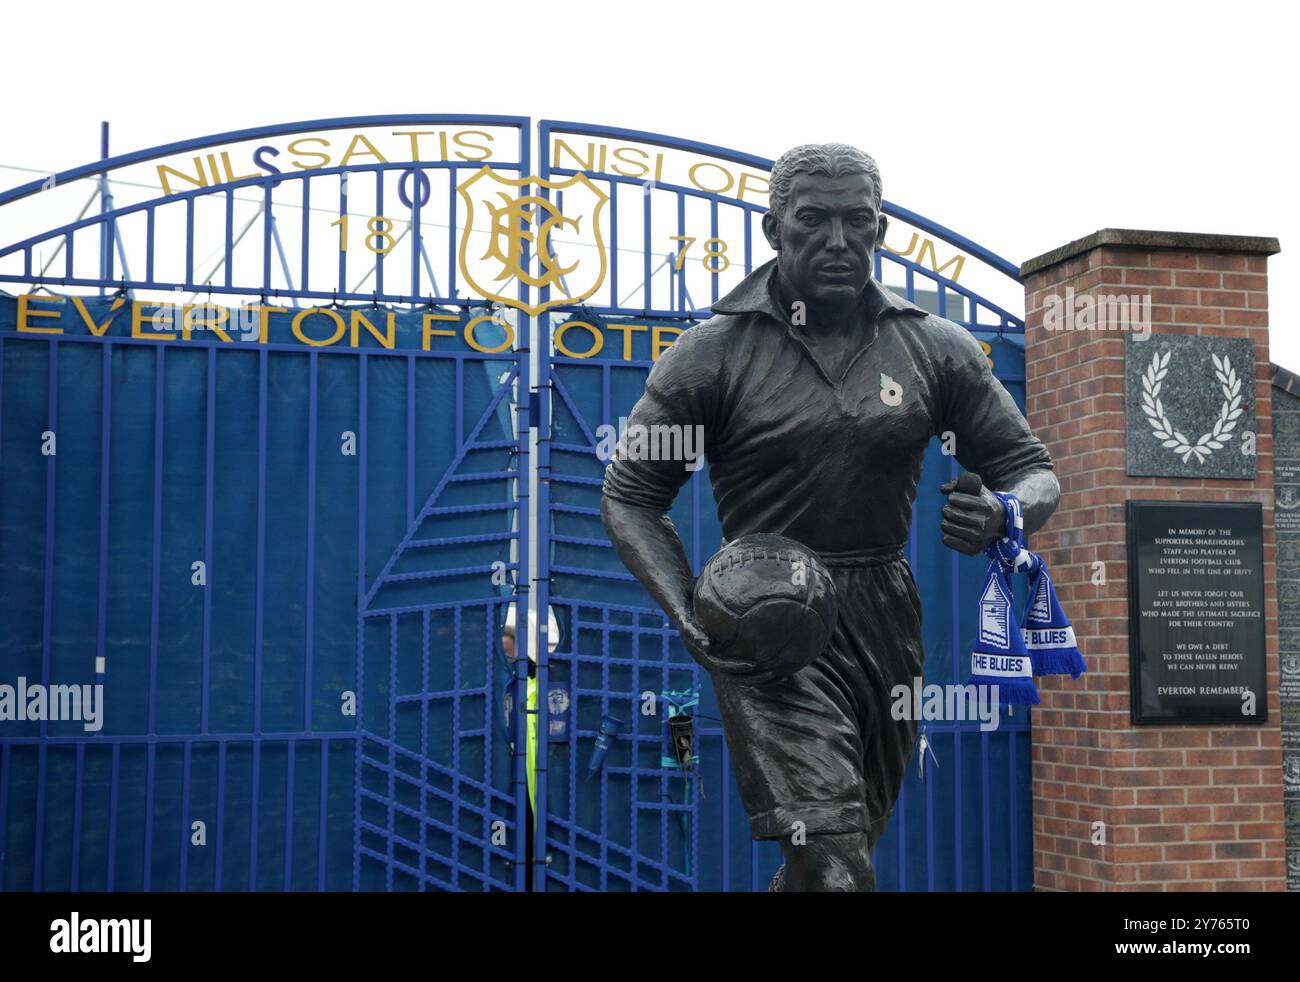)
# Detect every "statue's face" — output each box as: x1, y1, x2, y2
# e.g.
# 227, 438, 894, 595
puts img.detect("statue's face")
764, 170, 887, 308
